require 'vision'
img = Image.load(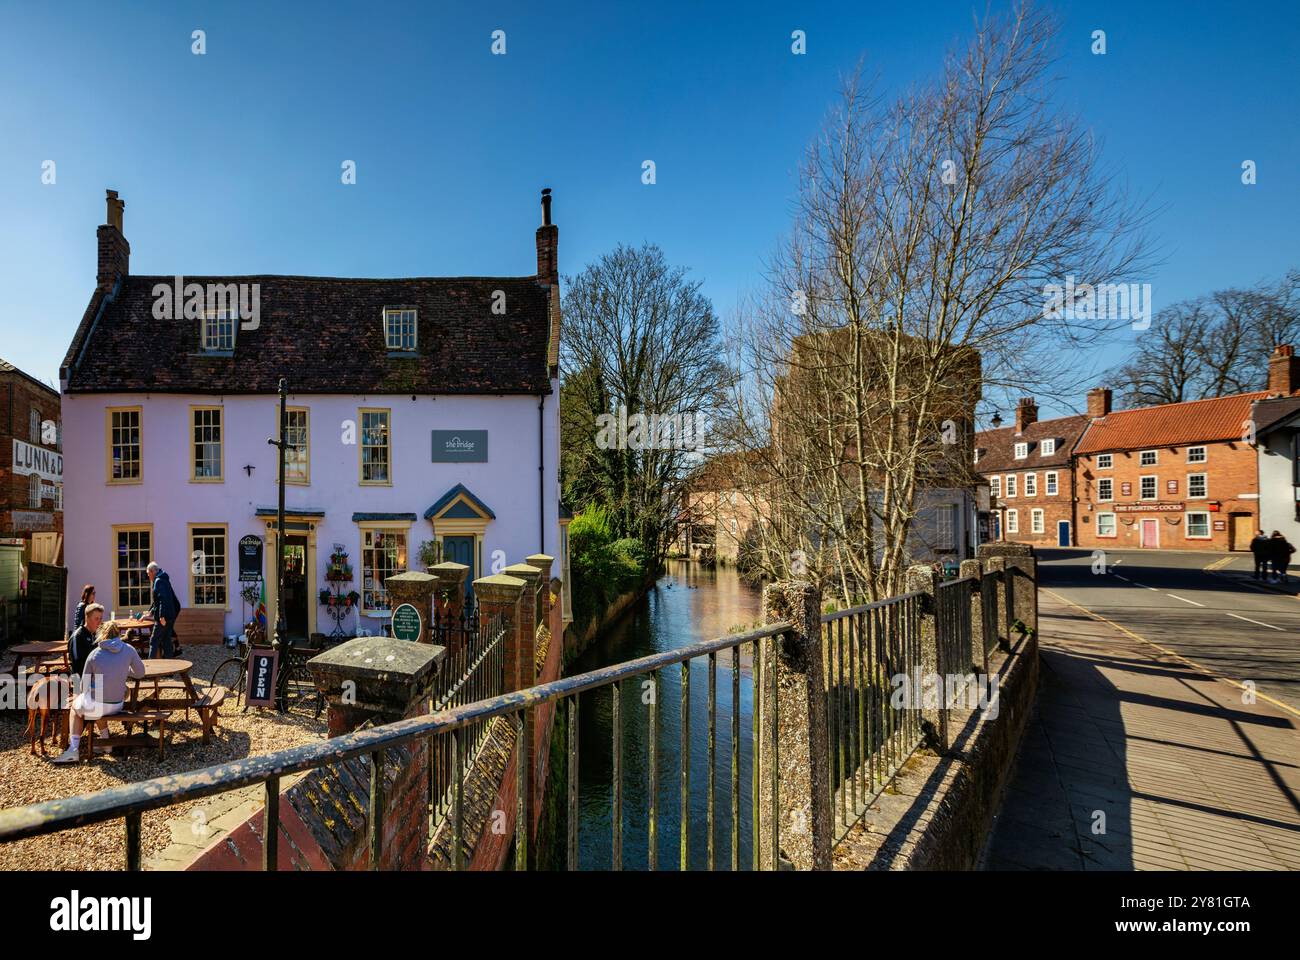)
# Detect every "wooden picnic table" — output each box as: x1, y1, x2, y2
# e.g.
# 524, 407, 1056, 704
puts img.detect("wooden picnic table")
109, 617, 155, 654
128, 658, 200, 710
6, 640, 68, 677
